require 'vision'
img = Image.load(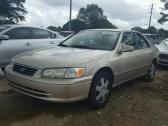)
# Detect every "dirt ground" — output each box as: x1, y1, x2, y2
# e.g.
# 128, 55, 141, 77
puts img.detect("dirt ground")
0, 69, 167, 126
